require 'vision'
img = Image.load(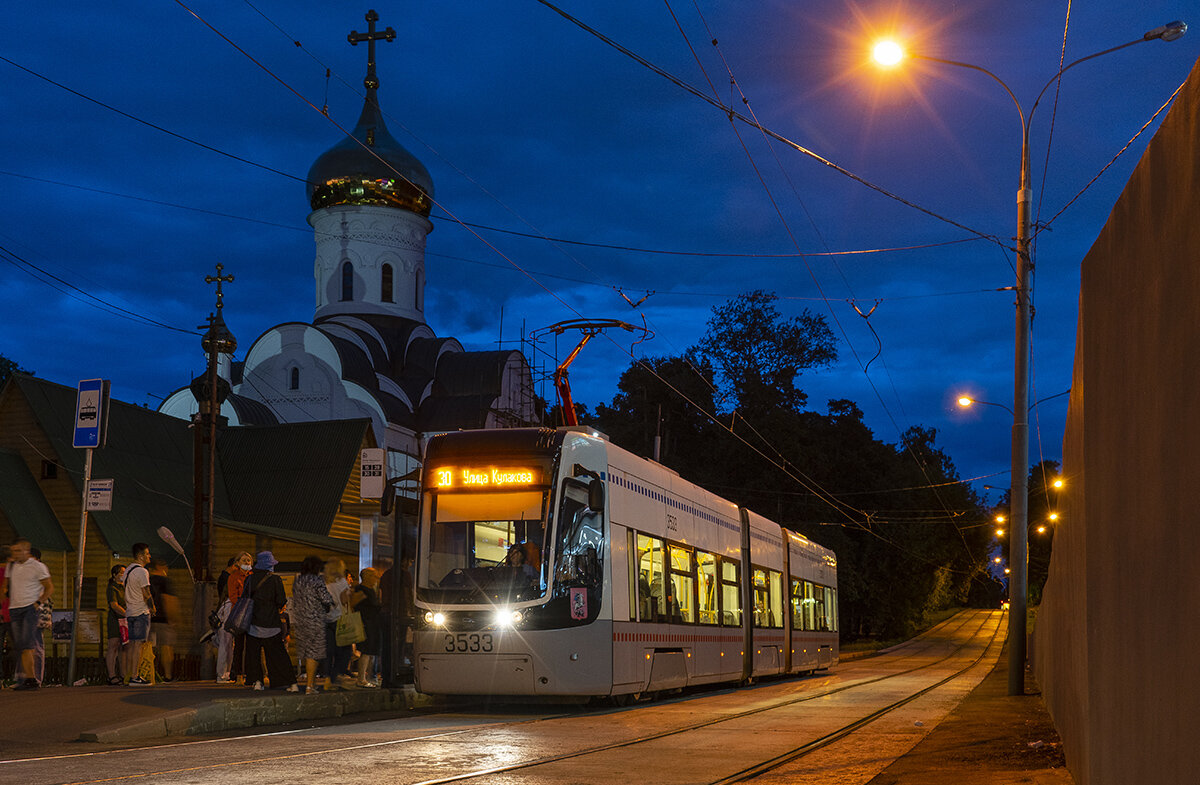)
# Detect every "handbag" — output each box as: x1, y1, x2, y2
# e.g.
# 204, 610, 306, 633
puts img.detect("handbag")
35, 597, 53, 629
223, 575, 256, 634
335, 610, 366, 646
